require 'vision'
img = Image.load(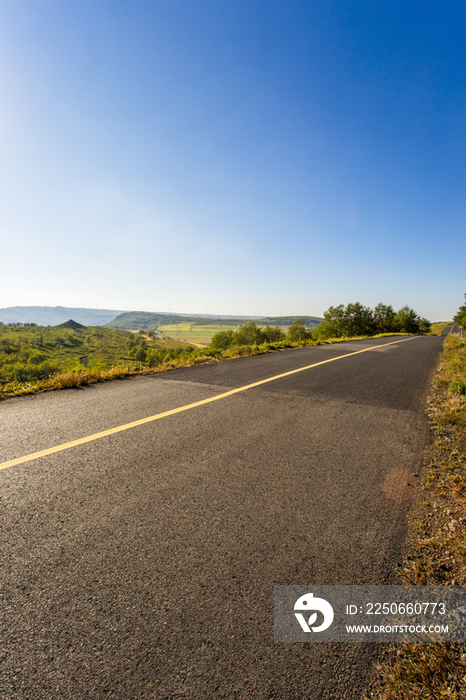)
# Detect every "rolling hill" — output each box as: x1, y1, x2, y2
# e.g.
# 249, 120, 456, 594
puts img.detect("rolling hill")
0, 306, 124, 326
